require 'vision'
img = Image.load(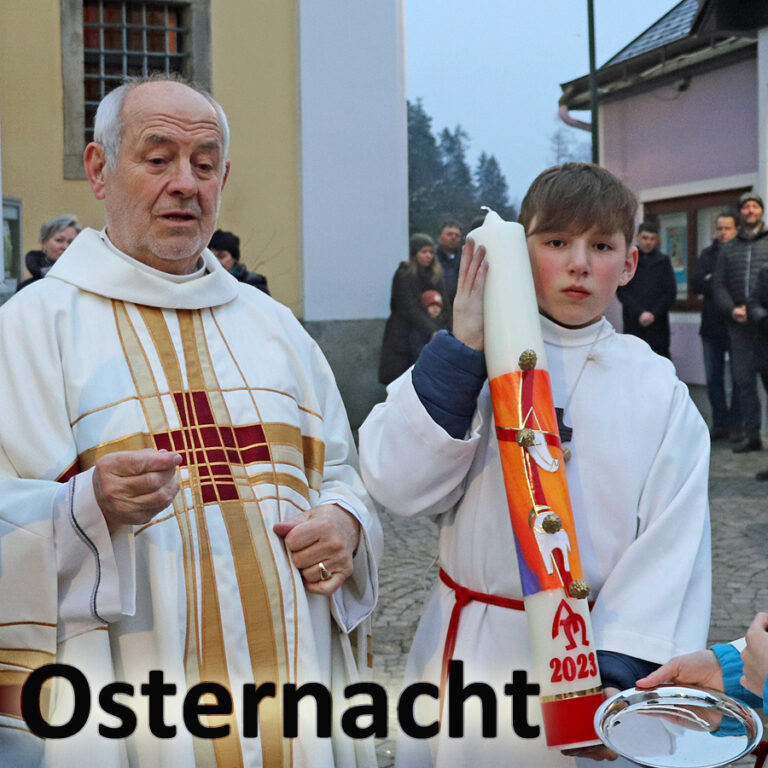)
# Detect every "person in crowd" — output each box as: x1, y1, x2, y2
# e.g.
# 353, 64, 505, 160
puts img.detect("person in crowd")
616, 221, 677, 358
421, 288, 444, 319
208, 228, 270, 294
434, 219, 463, 303
713, 192, 768, 453
747, 265, 768, 480
15, 214, 81, 292
636, 612, 768, 724
0, 75, 381, 767
690, 212, 739, 440
360, 162, 710, 767
379, 233, 450, 385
